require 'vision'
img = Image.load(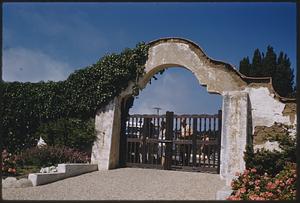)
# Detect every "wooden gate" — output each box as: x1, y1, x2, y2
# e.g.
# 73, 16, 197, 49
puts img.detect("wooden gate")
123, 110, 222, 173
